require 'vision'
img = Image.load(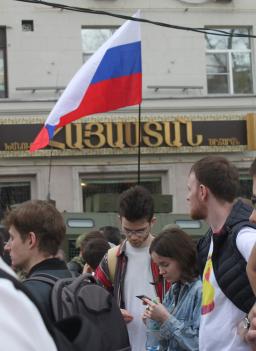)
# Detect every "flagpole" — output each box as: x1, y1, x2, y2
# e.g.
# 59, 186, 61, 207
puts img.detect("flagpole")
137, 104, 141, 185
47, 148, 53, 201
